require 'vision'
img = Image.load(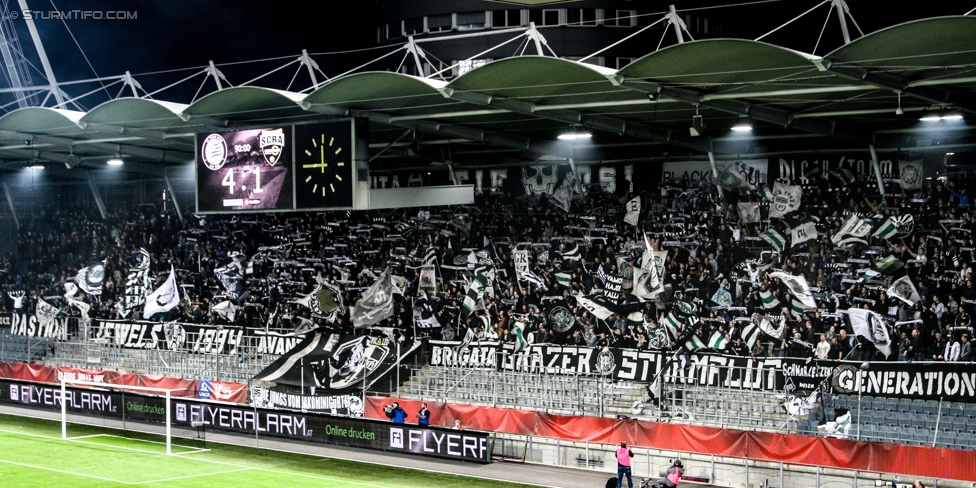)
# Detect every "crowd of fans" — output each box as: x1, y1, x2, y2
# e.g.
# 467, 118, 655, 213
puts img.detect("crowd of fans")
1, 168, 974, 362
